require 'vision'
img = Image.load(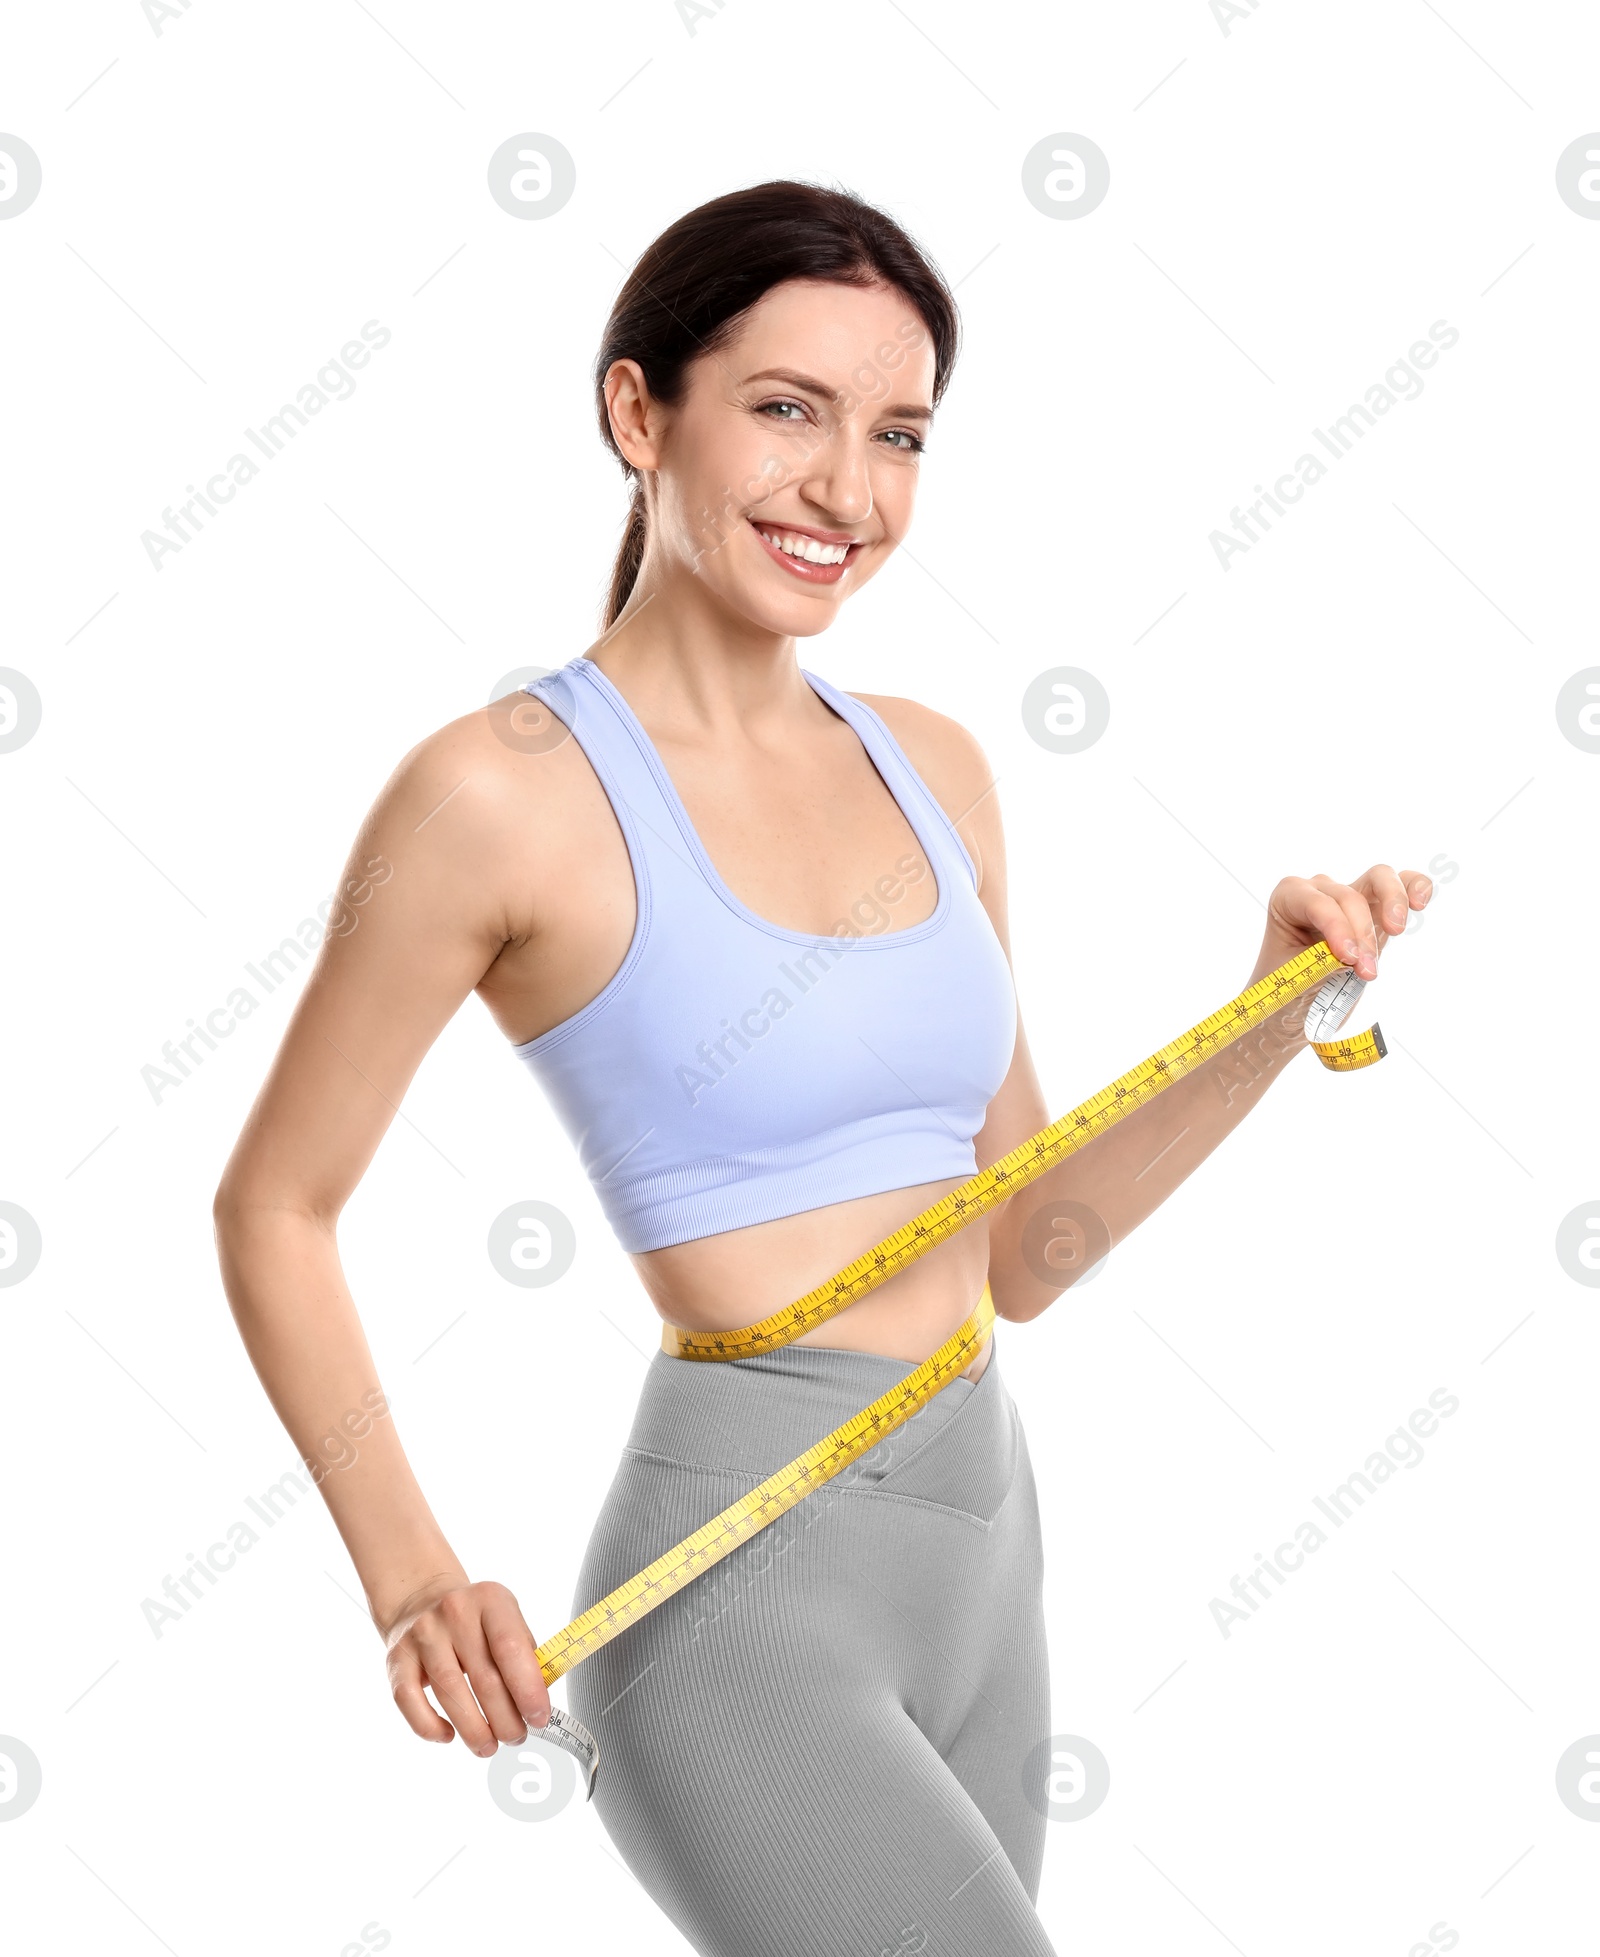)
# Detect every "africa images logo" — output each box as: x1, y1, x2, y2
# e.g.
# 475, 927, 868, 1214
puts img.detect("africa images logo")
1208, 321, 1460, 570
1210, 1388, 1460, 1636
